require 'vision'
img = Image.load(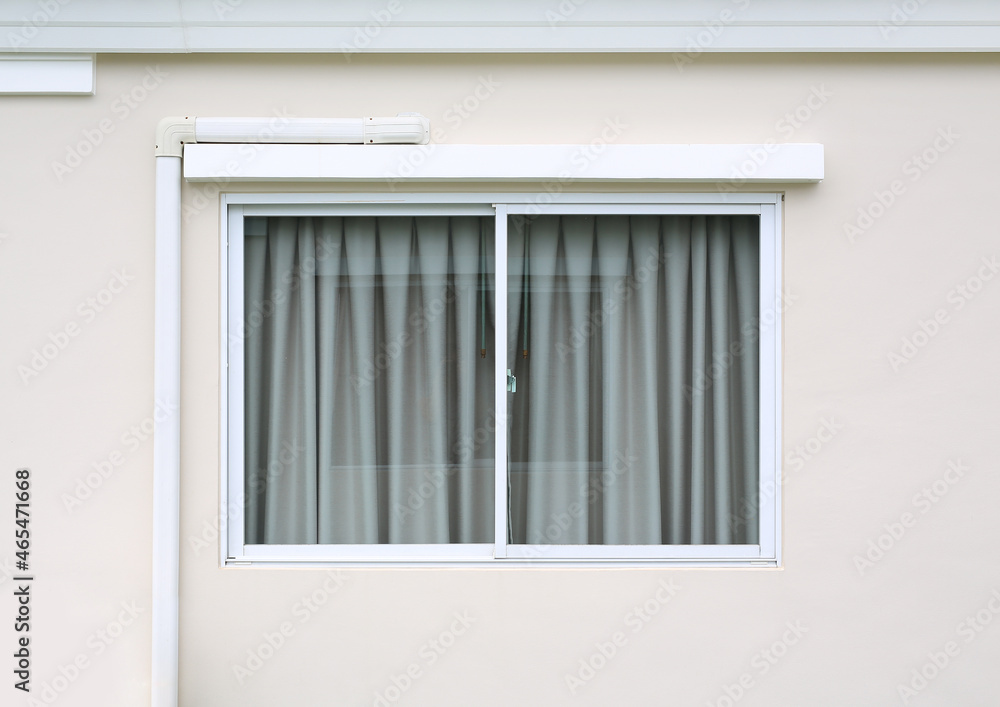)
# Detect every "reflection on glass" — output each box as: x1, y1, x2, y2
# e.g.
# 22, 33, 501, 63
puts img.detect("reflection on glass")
507, 214, 760, 545
244, 215, 495, 544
